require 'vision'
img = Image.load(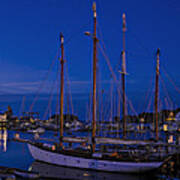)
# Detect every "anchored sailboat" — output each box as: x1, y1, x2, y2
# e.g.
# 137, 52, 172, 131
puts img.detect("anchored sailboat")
27, 2, 170, 174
